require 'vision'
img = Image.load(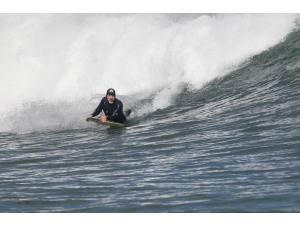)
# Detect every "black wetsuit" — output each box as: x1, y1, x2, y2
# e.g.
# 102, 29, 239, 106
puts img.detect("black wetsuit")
92, 97, 126, 123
